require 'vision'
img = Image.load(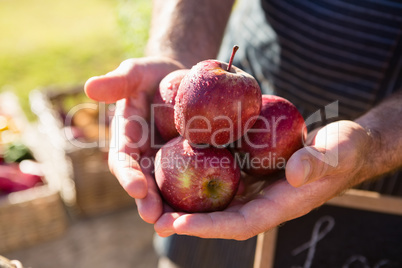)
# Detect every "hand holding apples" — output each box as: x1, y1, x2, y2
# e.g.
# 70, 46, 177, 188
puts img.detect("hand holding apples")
85, 57, 187, 224
153, 47, 307, 213
86, 47, 308, 220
